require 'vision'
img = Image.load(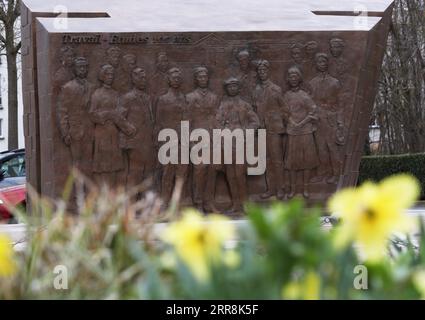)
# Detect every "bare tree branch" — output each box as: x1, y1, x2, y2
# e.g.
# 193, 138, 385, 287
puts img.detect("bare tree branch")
373, 0, 425, 154
0, 0, 21, 149
0, 32, 6, 44
14, 39, 20, 52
